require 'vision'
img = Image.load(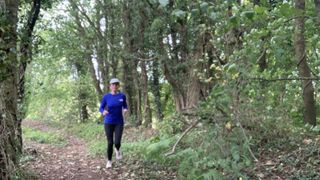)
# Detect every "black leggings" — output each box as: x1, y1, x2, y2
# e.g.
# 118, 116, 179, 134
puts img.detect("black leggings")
104, 124, 124, 160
